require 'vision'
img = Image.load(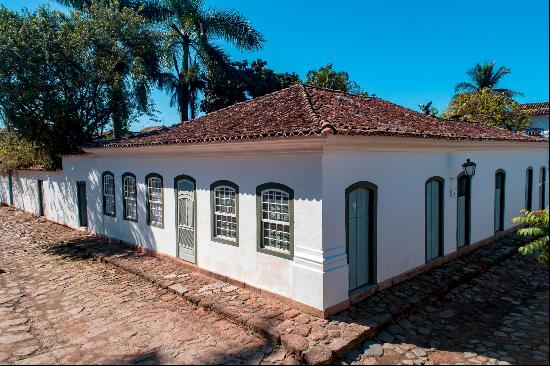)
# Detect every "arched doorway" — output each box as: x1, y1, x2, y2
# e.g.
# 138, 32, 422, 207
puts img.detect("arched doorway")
346, 182, 377, 293
494, 170, 506, 232
175, 175, 196, 263
457, 173, 471, 247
